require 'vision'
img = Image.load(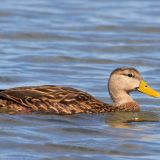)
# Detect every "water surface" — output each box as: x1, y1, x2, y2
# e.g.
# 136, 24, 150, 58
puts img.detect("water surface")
0, 0, 160, 159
